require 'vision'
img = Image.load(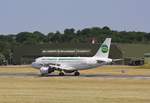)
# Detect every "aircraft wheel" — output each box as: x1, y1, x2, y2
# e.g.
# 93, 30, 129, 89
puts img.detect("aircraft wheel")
59, 72, 65, 76
74, 71, 80, 76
